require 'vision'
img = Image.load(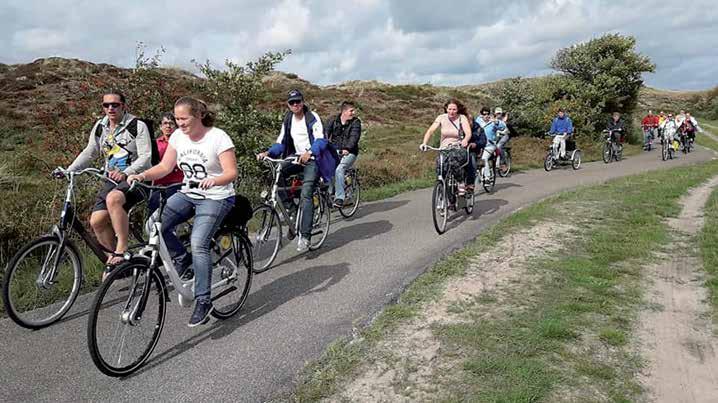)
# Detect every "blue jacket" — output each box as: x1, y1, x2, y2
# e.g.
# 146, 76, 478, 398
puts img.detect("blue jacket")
550, 115, 574, 135
268, 107, 339, 182
477, 119, 507, 143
